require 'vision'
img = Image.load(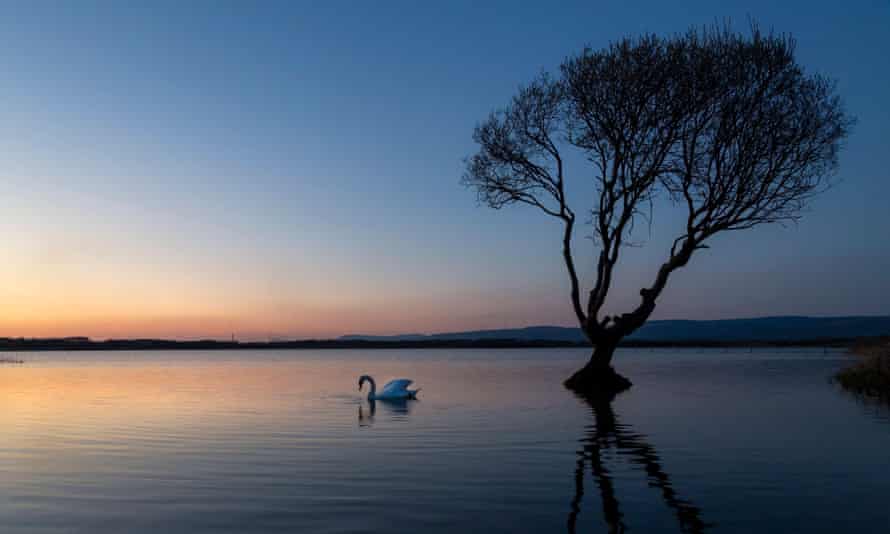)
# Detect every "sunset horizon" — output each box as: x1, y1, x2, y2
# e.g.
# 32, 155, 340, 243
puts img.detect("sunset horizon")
3, 3, 887, 343
3, 312, 890, 342
2, 3, 888, 532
